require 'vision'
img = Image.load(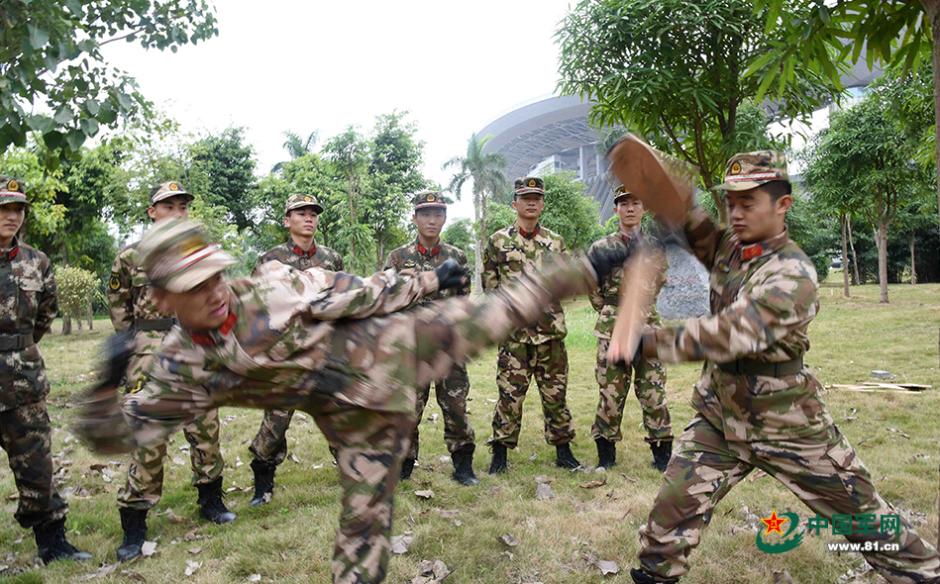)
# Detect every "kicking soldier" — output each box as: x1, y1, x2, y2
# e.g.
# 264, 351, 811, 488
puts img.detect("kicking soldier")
248, 193, 344, 506
0, 177, 91, 564
588, 186, 672, 471
484, 176, 580, 473
624, 151, 940, 584
75, 217, 628, 584
108, 182, 234, 563
385, 190, 477, 486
